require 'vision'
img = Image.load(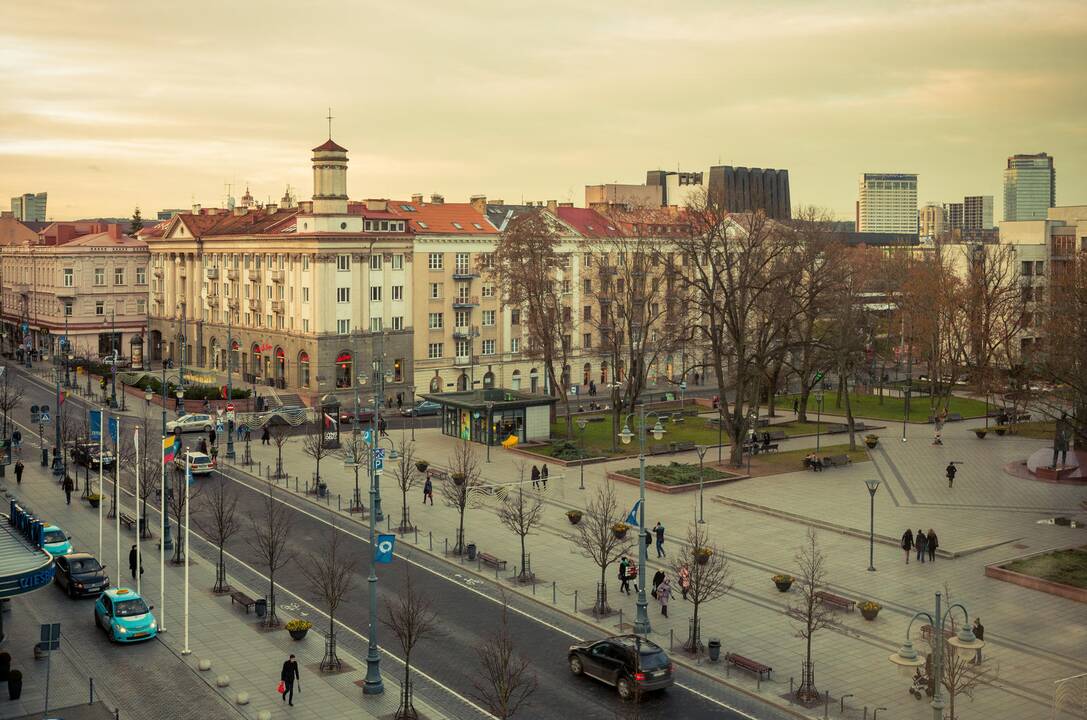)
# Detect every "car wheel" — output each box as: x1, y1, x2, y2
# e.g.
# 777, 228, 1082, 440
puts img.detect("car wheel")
94, 612, 102, 629
68, 584, 76, 599
568, 655, 583, 676
203, 425, 211, 433
617, 676, 635, 701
